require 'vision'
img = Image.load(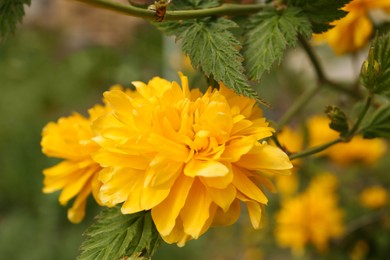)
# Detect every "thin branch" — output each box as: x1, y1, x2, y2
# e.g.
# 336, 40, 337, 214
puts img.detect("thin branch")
298, 35, 362, 99
73, 0, 265, 20
349, 95, 372, 136
276, 85, 321, 131
289, 137, 343, 160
